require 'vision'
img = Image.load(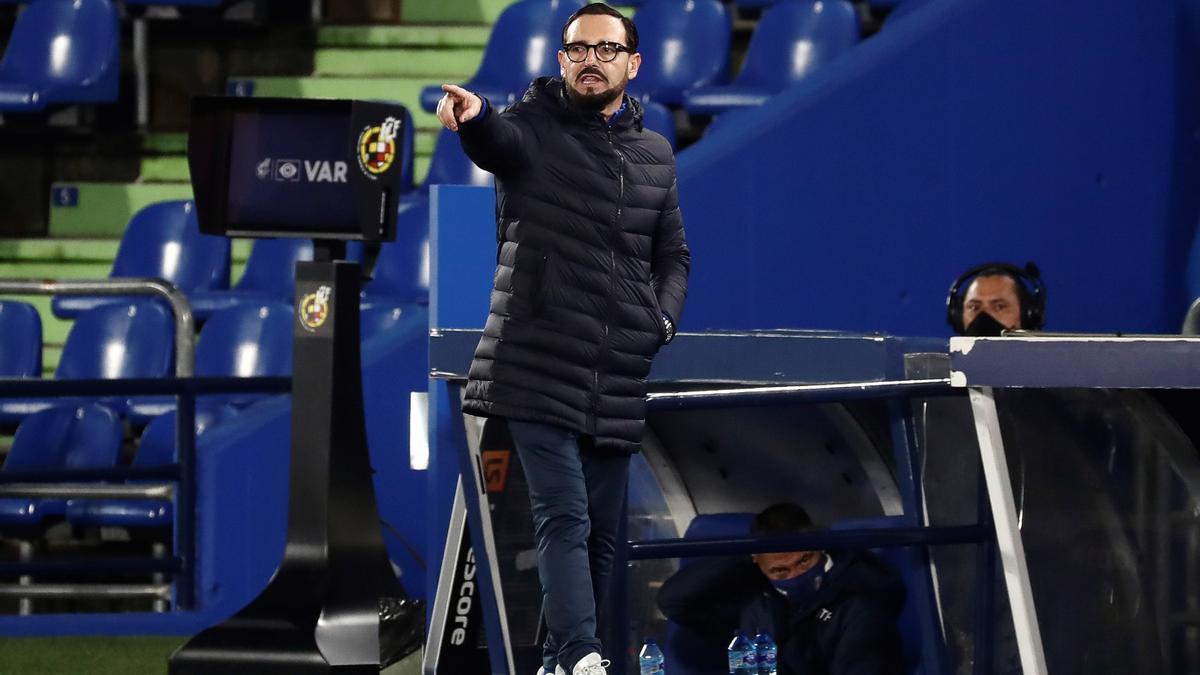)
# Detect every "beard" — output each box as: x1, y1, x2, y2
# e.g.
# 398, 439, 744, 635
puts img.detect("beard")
565, 69, 626, 111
